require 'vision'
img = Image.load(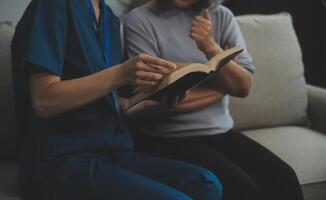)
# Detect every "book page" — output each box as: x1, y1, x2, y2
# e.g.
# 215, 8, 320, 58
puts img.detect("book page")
158, 63, 209, 90
174, 62, 192, 69
127, 63, 209, 109
207, 47, 243, 71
